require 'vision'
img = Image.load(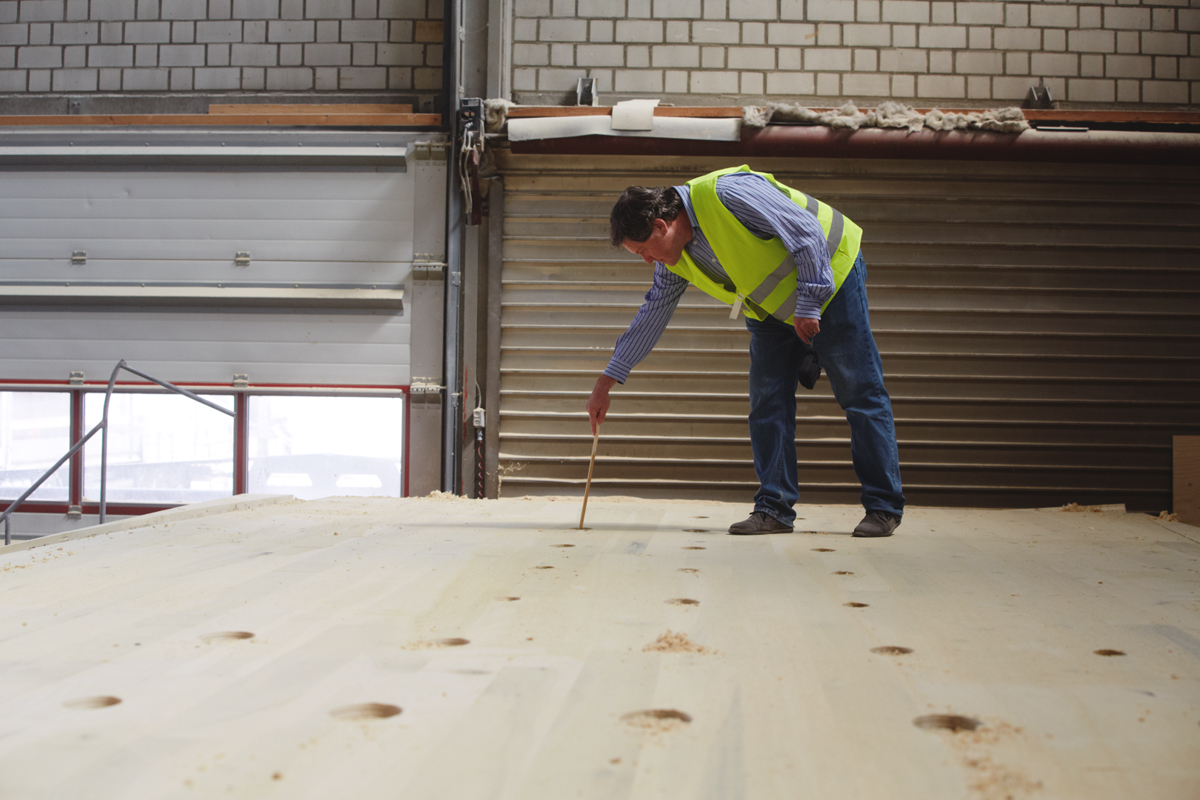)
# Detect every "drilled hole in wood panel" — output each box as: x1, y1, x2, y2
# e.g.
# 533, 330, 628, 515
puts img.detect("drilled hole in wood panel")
913, 714, 981, 732
1095, 649, 1126, 656
201, 631, 254, 642
682, 529, 710, 533
329, 703, 402, 721
63, 695, 122, 709
871, 646, 913, 655
678, 568, 699, 574
500, 596, 520, 601
621, 708, 693, 732
437, 638, 469, 647
812, 547, 835, 552
683, 546, 706, 550
534, 565, 554, 569
833, 571, 854, 576
666, 598, 699, 606
844, 602, 869, 608
551, 544, 575, 548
